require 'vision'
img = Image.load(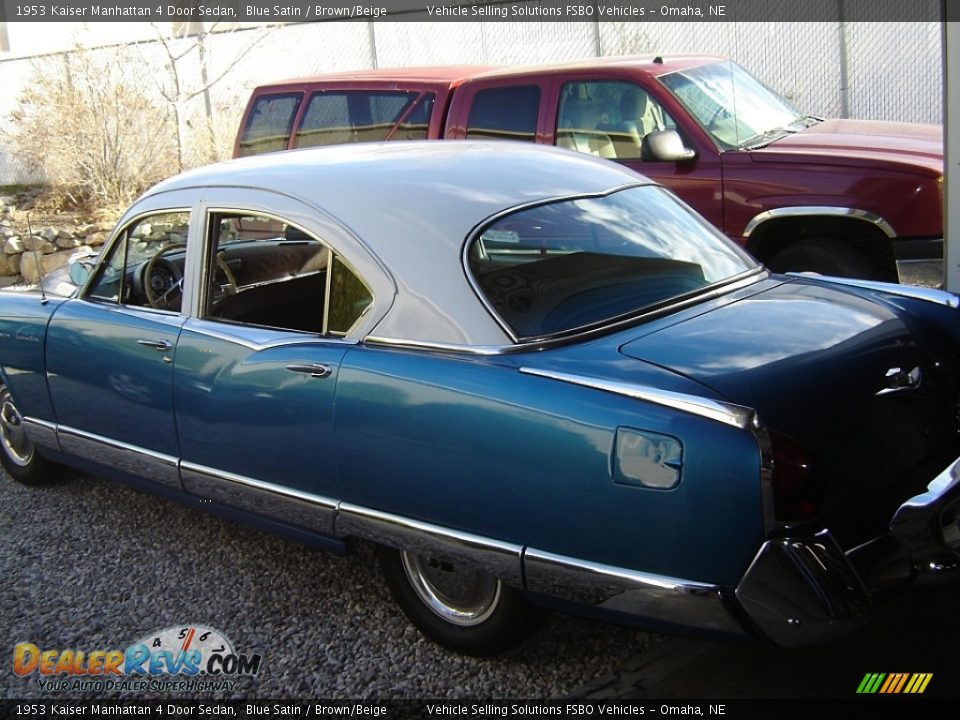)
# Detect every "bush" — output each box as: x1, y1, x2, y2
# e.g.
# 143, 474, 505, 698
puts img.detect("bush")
6, 45, 178, 209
